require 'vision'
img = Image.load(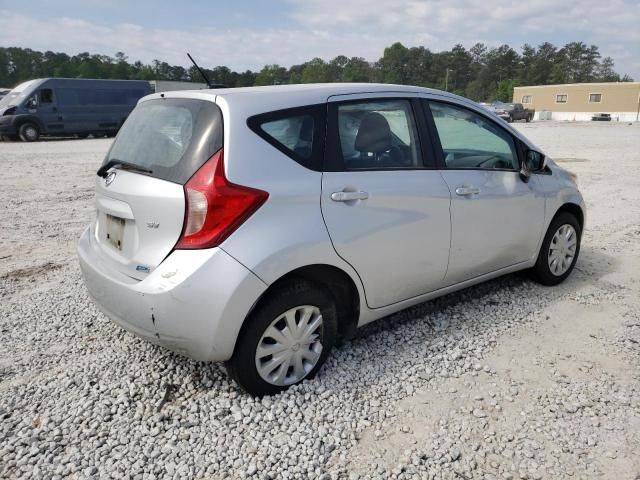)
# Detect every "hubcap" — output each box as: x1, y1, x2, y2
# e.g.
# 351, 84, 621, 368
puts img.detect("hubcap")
255, 305, 324, 386
548, 224, 577, 276
25, 126, 37, 140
